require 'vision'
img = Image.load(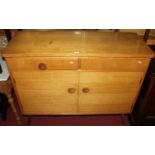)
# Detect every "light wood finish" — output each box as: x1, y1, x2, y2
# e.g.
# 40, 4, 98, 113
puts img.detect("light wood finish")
6, 57, 79, 71
2, 31, 155, 115
7, 57, 150, 72
0, 80, 21, 124
80, 58, 150, 72
3, 31, 154, 58
146, 36, 155, 45
12, 71, 78, 114
78, 72, 143, 114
